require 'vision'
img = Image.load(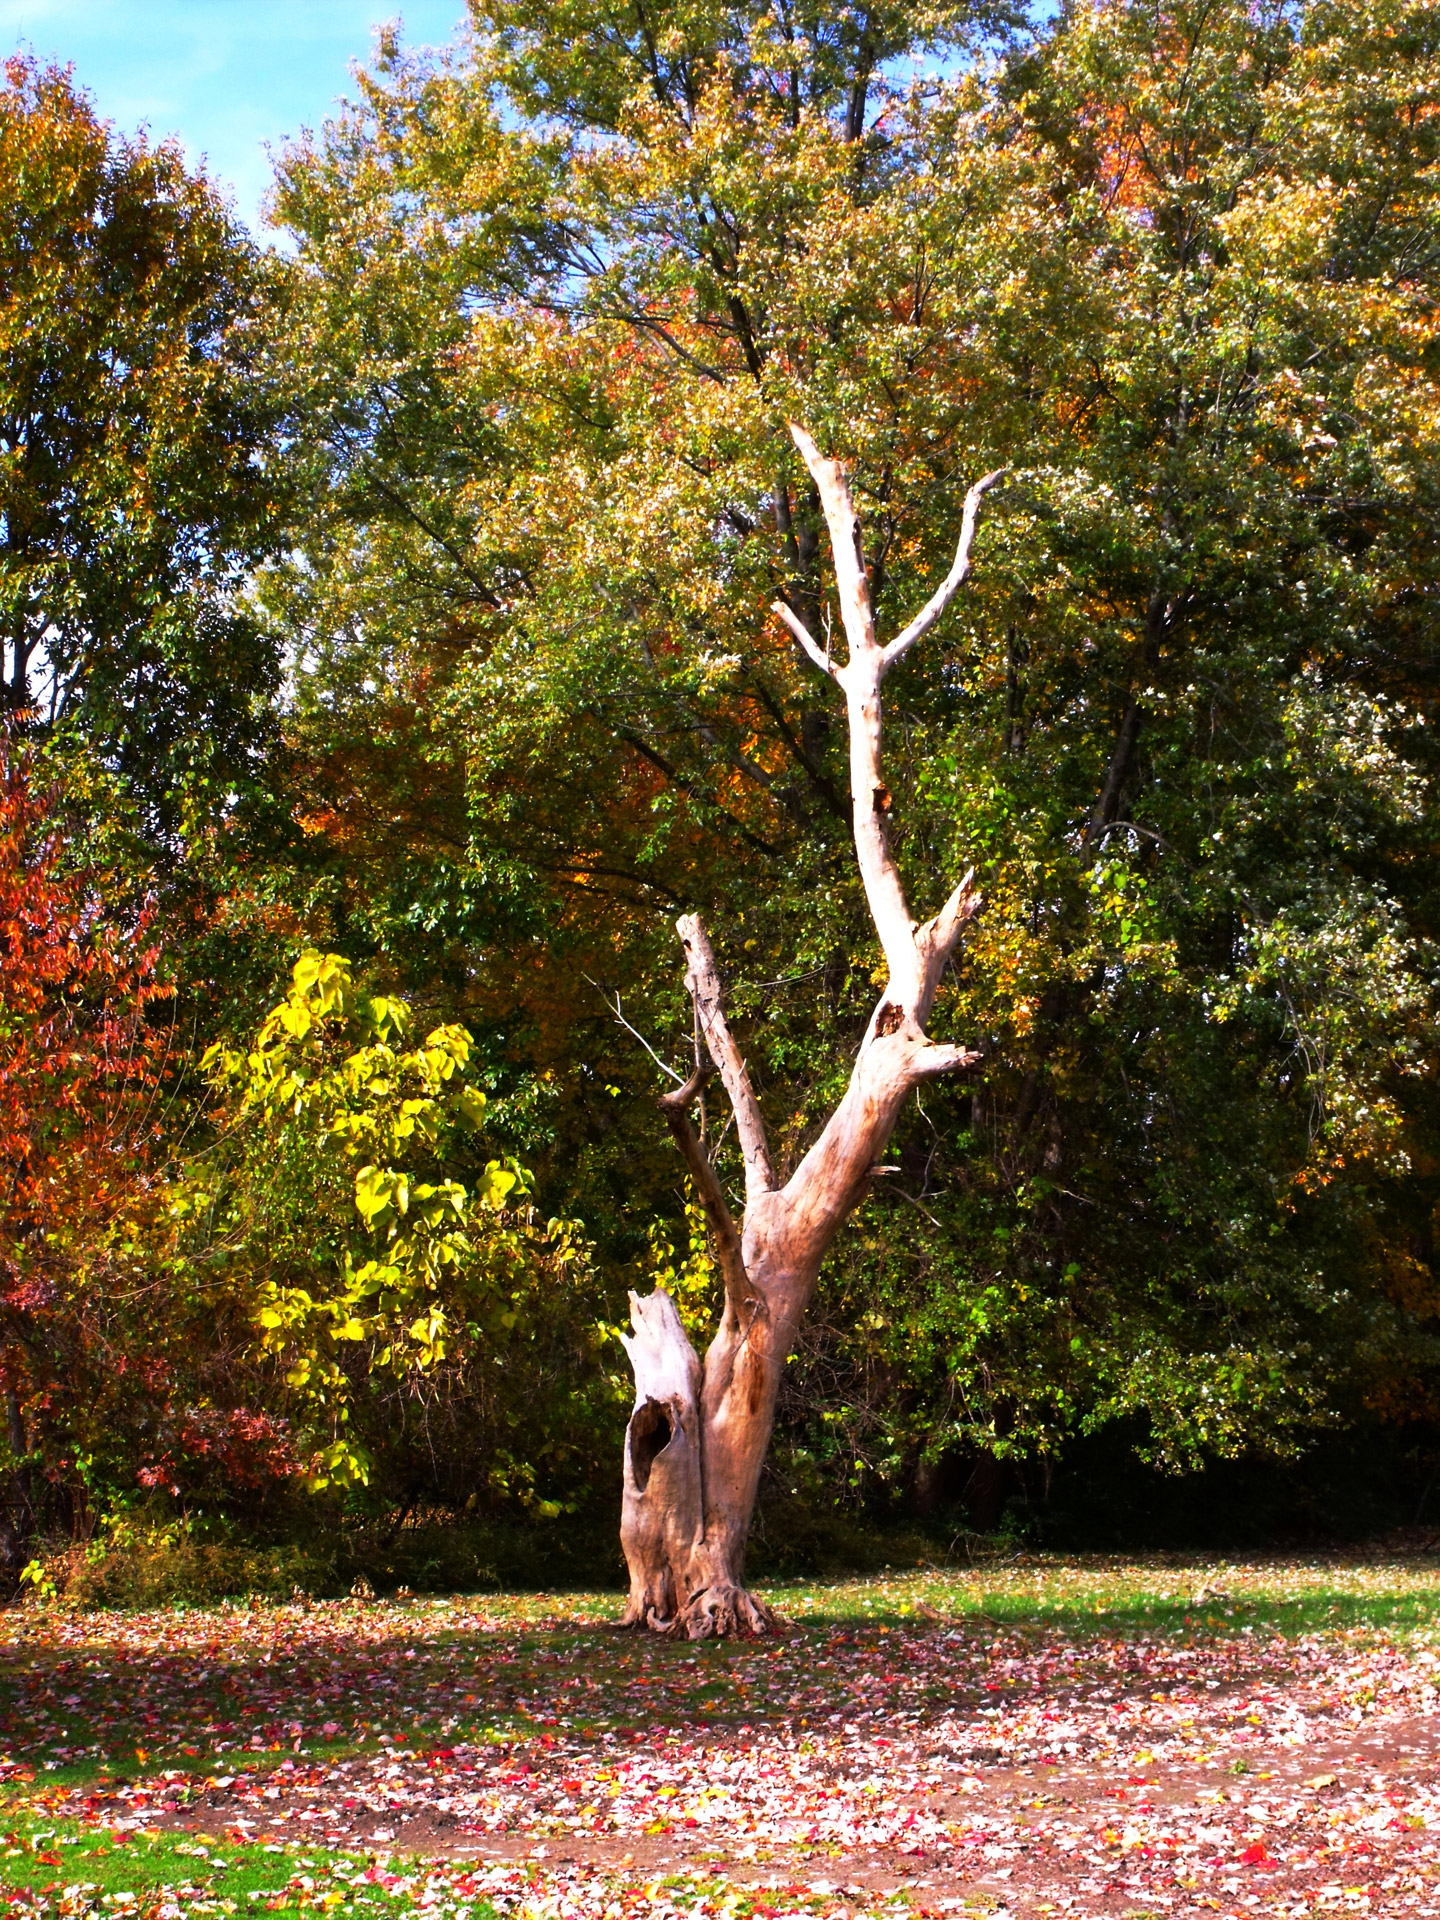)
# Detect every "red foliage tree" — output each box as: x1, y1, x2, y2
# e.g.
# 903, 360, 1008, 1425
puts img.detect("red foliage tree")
0, 747, 178, 1567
